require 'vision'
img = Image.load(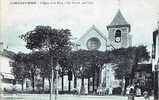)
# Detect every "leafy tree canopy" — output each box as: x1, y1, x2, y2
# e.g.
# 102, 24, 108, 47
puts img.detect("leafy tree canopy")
69, 50, 110, 78
20, 25, 72, 68
111, 45, 150, 79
